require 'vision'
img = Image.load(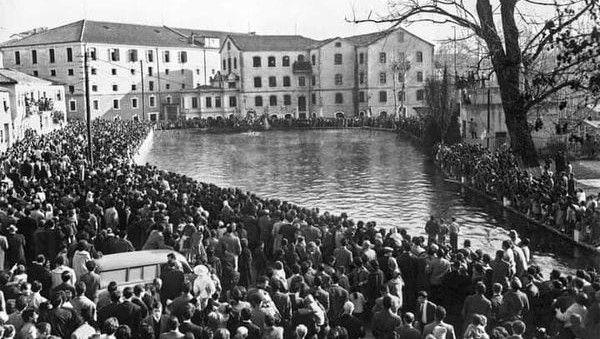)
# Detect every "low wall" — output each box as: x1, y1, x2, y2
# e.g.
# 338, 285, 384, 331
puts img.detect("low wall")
132, 127, 154, 165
